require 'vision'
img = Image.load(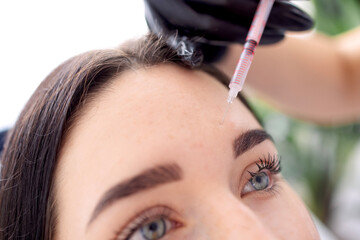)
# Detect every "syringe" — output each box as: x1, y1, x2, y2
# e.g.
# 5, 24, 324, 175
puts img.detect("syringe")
222, 0, 275, 123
